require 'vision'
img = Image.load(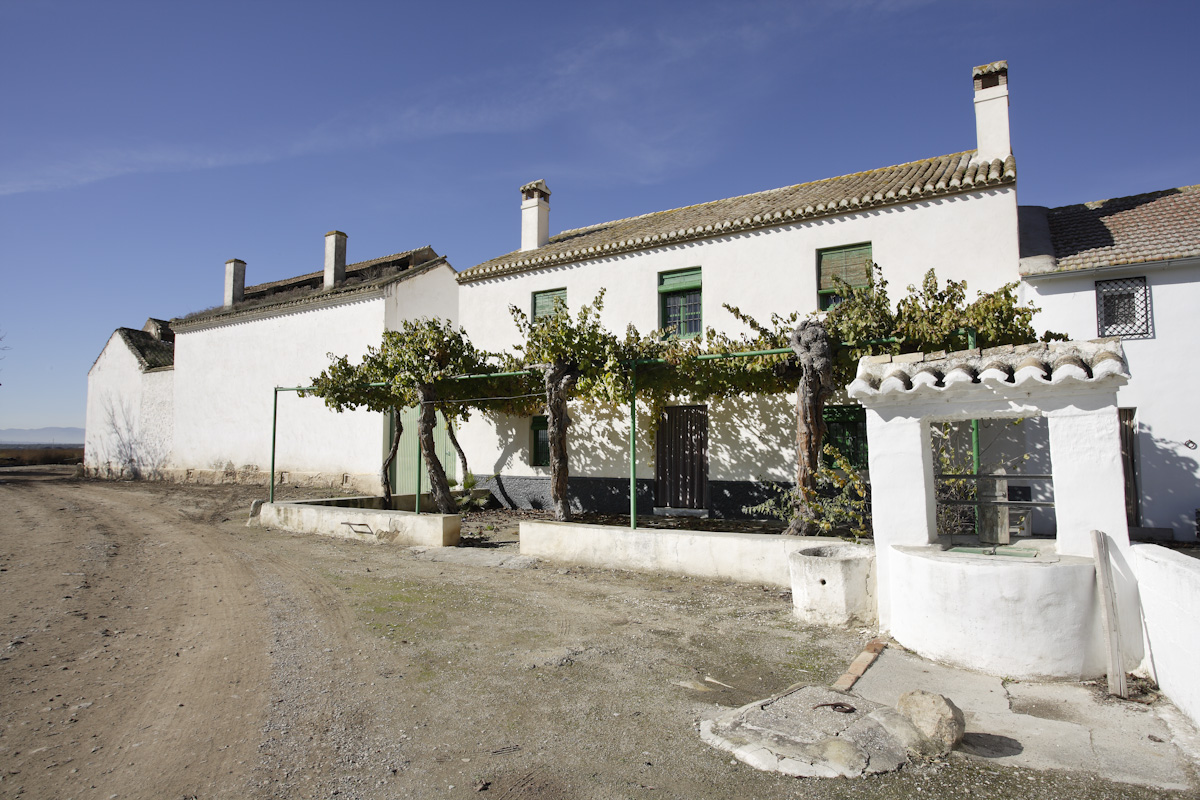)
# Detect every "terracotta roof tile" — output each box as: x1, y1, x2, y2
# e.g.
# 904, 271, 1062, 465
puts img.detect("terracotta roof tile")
1039, 186, 1200, 273
173, 246, 443, 328
117, 328, 174, 371
458, 151, 1015, 284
